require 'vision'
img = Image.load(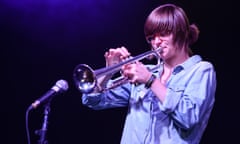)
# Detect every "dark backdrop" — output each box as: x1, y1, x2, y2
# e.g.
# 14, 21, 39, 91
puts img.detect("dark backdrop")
4, 0, 234, 144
